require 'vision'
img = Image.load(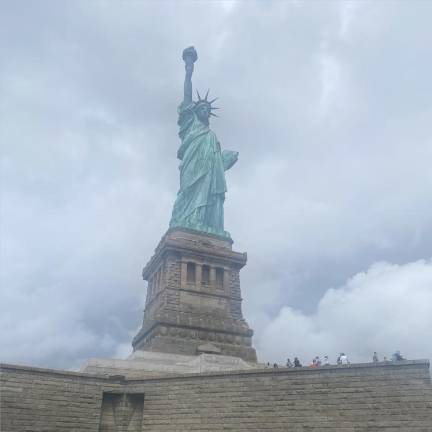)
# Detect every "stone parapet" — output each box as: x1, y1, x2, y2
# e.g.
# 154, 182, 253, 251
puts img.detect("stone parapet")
2, 360, 431, 431
80, 351, 256, 378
